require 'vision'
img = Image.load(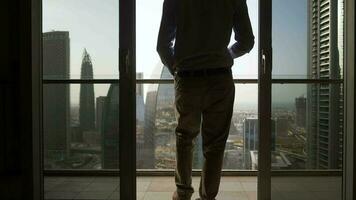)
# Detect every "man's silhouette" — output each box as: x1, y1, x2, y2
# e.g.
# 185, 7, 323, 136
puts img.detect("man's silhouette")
157, 0, 254, 199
